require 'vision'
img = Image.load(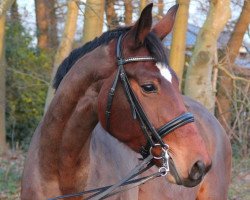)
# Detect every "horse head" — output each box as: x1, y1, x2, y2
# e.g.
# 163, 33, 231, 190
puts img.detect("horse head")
98, 4, 211, 188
